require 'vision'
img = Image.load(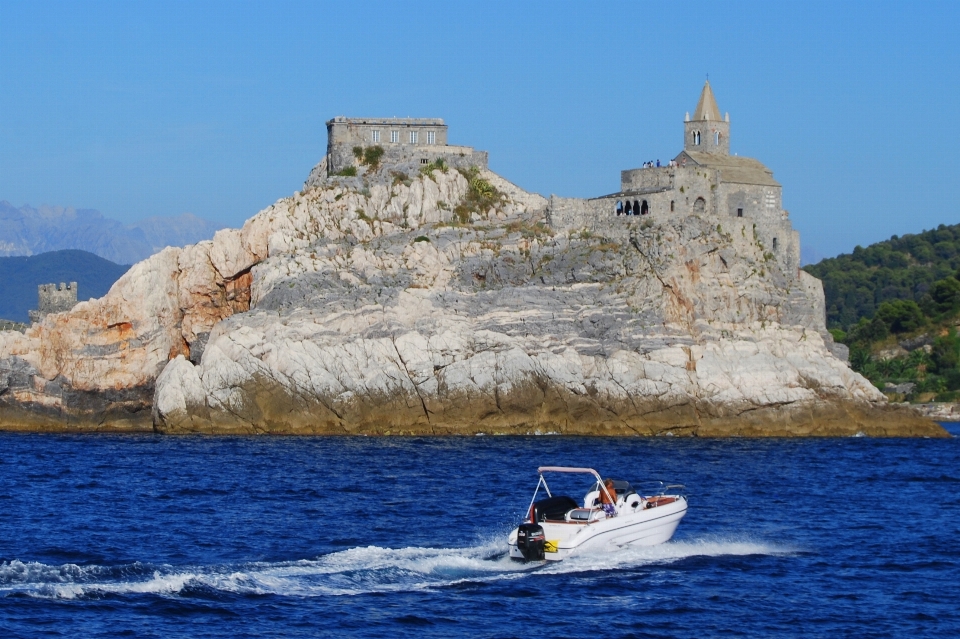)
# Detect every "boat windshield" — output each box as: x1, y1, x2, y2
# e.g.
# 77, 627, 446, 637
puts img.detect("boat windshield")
587, 479, 635, 496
